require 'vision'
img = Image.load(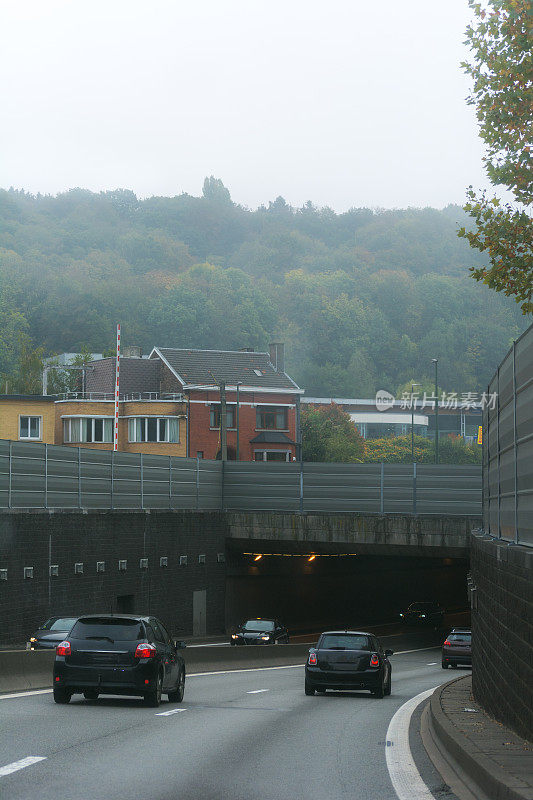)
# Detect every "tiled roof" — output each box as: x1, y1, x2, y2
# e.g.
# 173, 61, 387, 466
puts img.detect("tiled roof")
154, 348, 301, 392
